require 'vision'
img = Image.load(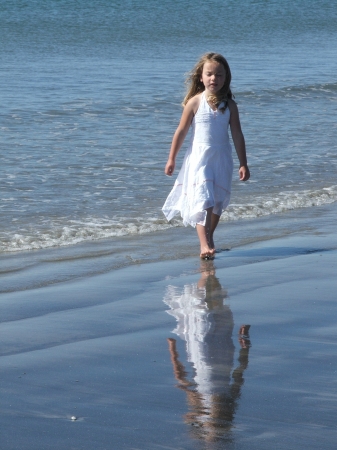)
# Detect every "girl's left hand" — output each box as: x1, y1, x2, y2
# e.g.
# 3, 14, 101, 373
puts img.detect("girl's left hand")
239, 165, 250, 181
